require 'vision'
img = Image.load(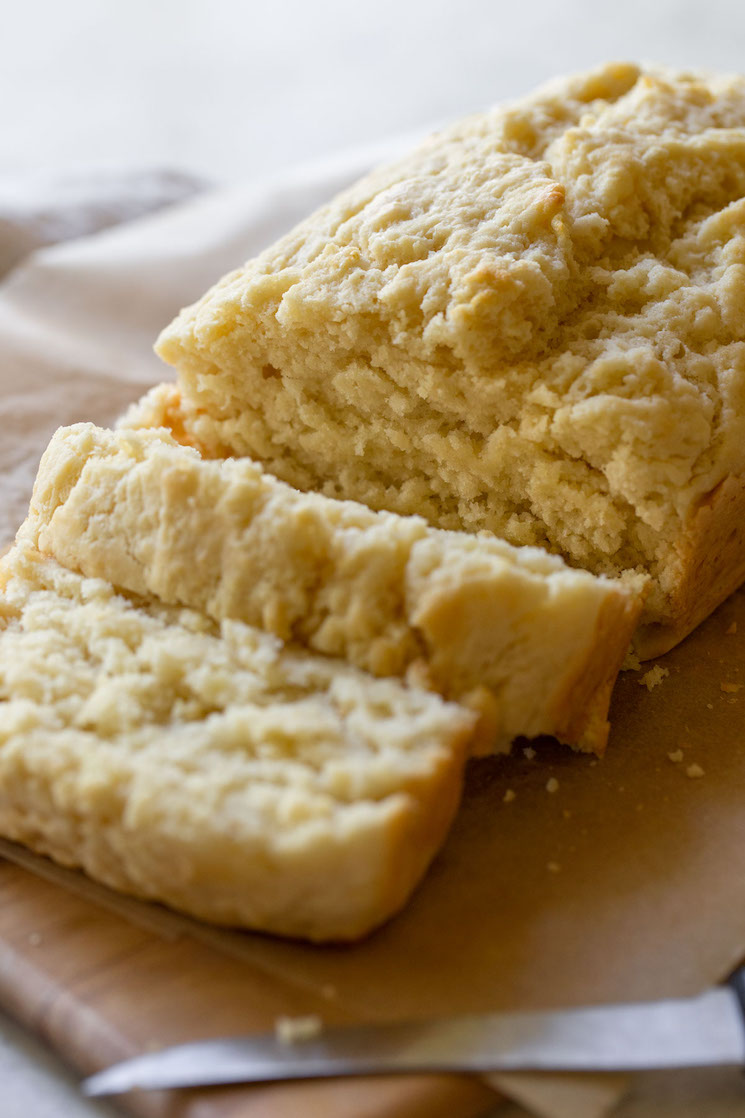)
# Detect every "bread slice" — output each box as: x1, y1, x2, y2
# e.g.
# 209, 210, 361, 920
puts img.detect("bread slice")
0, 540, 475, 942
152, 63, 745, 658
22, 422, 643, 755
